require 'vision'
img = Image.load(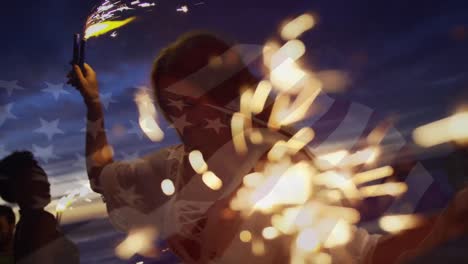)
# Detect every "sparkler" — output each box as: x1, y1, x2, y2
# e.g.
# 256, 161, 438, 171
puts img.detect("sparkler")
413, 111, 468, 147
84, 17, 136, 40
115, 8, 439, 263
72, 34, 81, 66
224, 13, 420, 262
55, 184, 92, 224
71, 0, 157, 70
